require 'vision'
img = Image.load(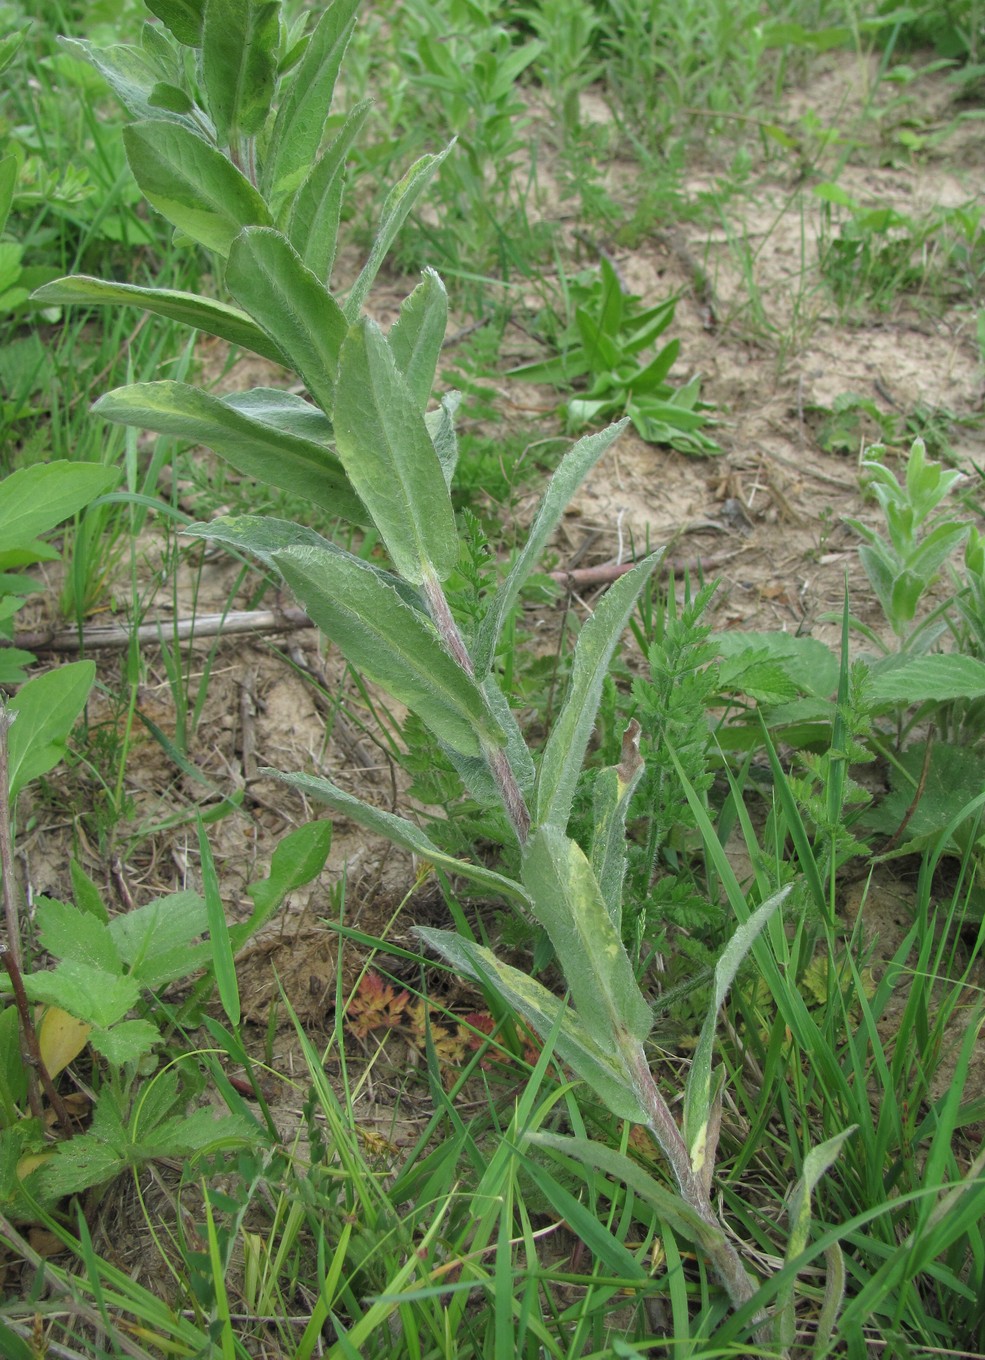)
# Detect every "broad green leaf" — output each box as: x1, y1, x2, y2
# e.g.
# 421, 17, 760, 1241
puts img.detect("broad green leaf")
202, 0, 279, 145
146, 0, 205, 46
590, 719, 644, 929
345, 143, 453, 321
868, 652, 985, 705
270, 770, 531, 905
93, 382, 367, 525
522, 826, 653, 1046
35, 899, 120, 974
285, 100, 370, 282
416, 927, 647, 1122
473, 421, 630, 676
226, 226, 346, 417
683, 887, 789, 1176
264, 0, 360, 200
714, 631, 840, 700
109, 890, 209, 988
185, 511, 397, 583
0, 462, 120, 550
124, 120, 272, 254
865, 741, 985, 849
236, 820, 333, 943
525, 1131, 726, 1253
198, 815, 239, 1026
24, 962, 140, 1029
148, 81, 196, 115
6, 662, 95, 802
388, 269, 448, 410
34, 1133, 124, 1198
272, 544, 503, 756
333, 318, 458, 583
90, 1020, 160, 1067
32, 275, 289, 365
535, 553, 661, 831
